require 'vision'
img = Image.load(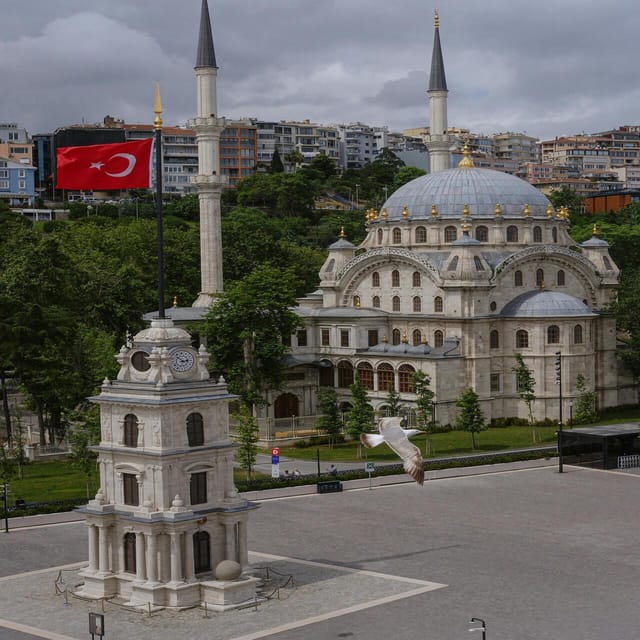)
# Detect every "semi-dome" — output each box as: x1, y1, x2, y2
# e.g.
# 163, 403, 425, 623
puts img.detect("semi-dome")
501, 290, 595, 318
381, 167, 551, 220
